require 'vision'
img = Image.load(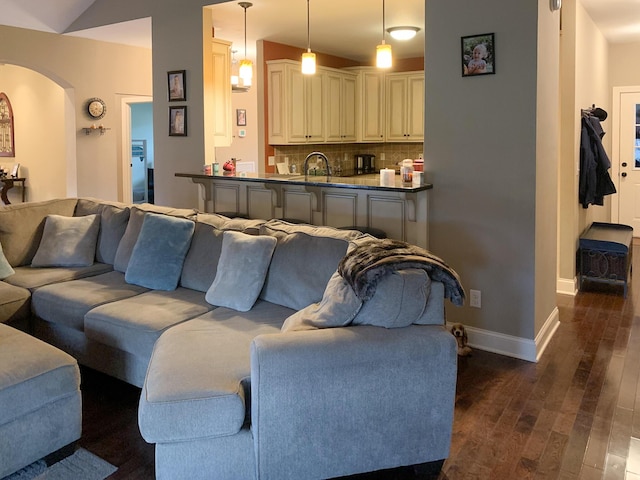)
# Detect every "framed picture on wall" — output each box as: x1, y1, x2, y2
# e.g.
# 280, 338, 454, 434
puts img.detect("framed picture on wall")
461, 33, 495, 77
169, 106, 187, 136
236, 109, 247, 126
167, 70, 186, 101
